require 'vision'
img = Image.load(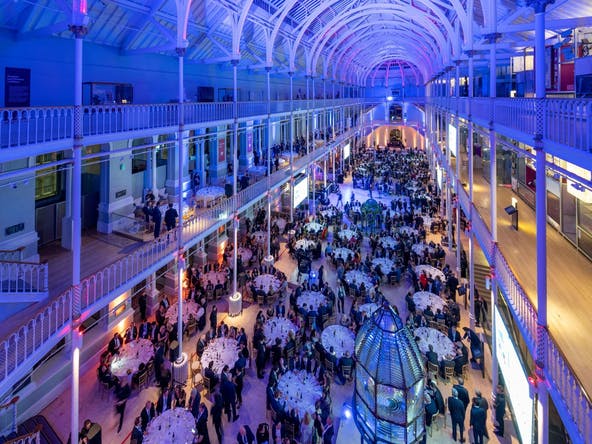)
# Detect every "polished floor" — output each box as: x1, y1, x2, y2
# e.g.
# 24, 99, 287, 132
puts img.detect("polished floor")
40, 176, 518, 444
